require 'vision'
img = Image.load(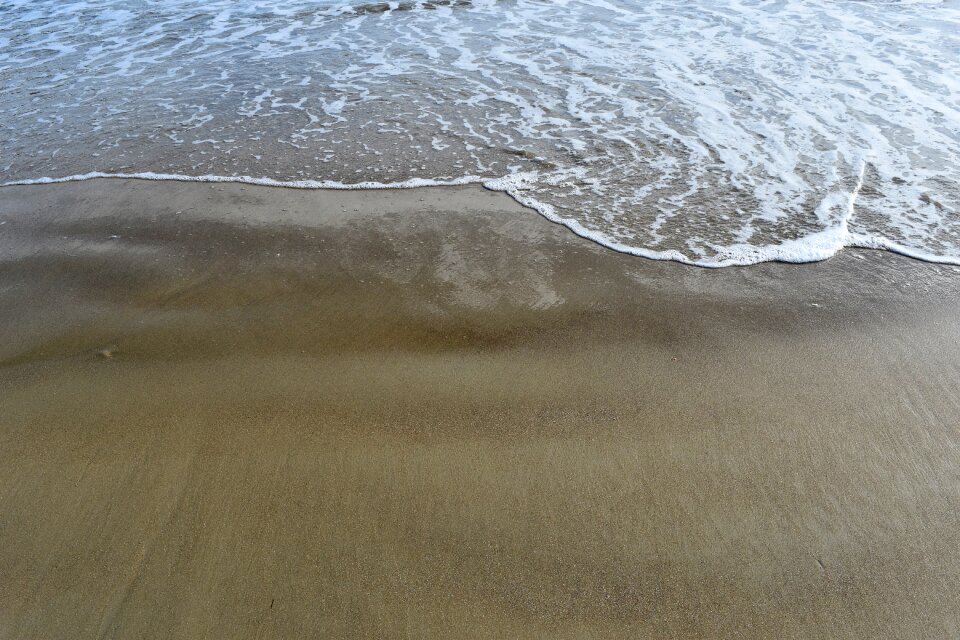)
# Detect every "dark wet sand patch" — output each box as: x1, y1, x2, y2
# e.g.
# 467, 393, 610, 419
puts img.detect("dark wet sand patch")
1, 179, 959, 638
